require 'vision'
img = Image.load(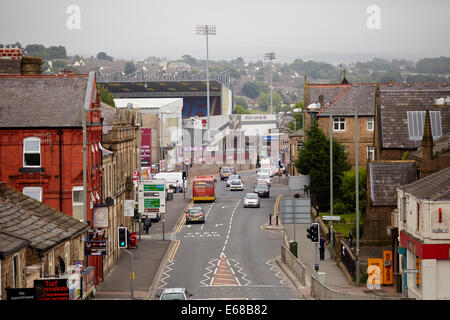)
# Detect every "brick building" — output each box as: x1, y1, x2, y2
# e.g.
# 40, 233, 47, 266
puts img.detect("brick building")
0, 71, 103, 283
